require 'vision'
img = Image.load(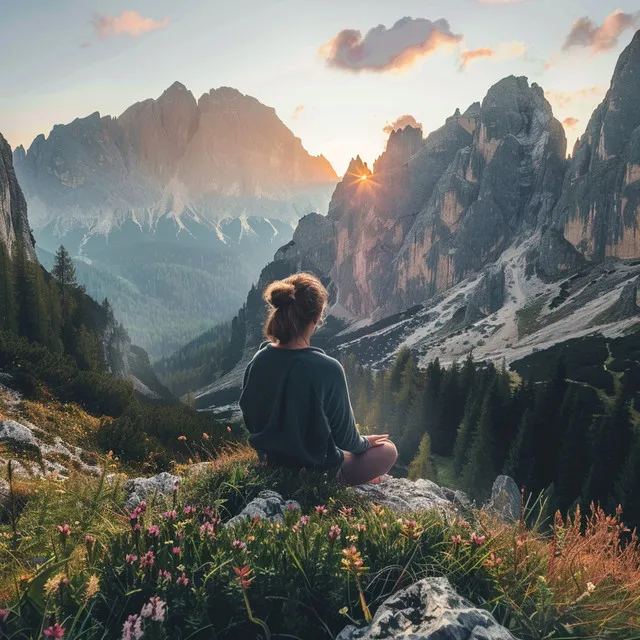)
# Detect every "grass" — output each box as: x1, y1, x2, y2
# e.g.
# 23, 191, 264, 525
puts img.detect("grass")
516, 296, 548, 339
1, 445, 639, 639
